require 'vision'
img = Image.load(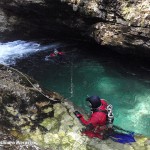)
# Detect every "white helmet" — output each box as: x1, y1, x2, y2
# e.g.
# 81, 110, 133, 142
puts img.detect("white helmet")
54, 49, 58, 54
